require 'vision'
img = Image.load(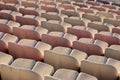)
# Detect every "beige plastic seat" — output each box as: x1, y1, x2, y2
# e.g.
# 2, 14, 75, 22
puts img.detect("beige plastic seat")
1, 58, 54, 80
61, 9, 79, 17
42, 31, 77, 48
13, 25, 48, 40
82, 13, 101, 22
41, 21, 72, 33
95, 31, 120, 45
16, 15, 46, 27
105, 45, 120, 60
0, 52, 13, 65
0, 33, 18, 52
0, 19, 20, 33
67, 26, 98, 39
88, 22, 114, 32
45, 69, 79, 80
76, 72, 98, 80
81, 56, 118, 80
41, 12, 68, 22
104, 18, 120, 27
96, 11, 114, 20
106, 58, 120, 80
64, 17, 85, 26
73, 38, 108, 55
44, 46, 87, 70
8, 39, 52, 61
